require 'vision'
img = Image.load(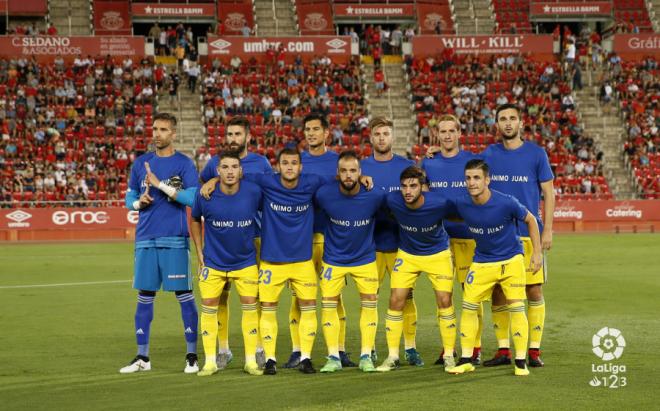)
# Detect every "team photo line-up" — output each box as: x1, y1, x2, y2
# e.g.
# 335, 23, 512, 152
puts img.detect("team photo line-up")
120, 104, 554, 378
